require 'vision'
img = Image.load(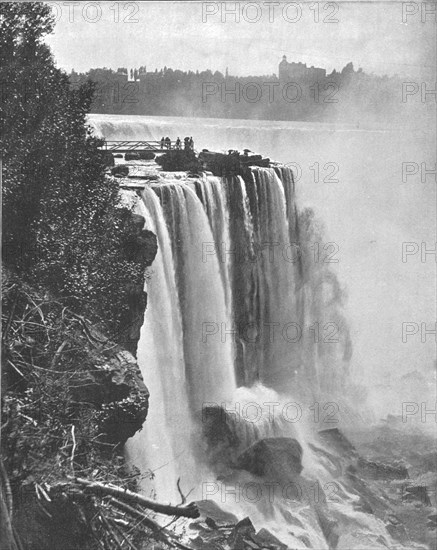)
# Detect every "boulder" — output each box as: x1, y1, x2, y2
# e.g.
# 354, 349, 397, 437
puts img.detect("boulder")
255, 528, 288, 549
200, 405, 240, 466
68, 339, 149, 445
156, 149, 201, 172
427, 514, 437, 528
357, 457, 409, 480
196, 499, 239, 526
125, 152, 140, 161
111, 164, 129, 177
315, 506, 339, 549
235, 437, 303, 480
402, 485, 431, 506
228, 517, 256, 550
137, 151, 155, 160
318, 428, 357, 457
